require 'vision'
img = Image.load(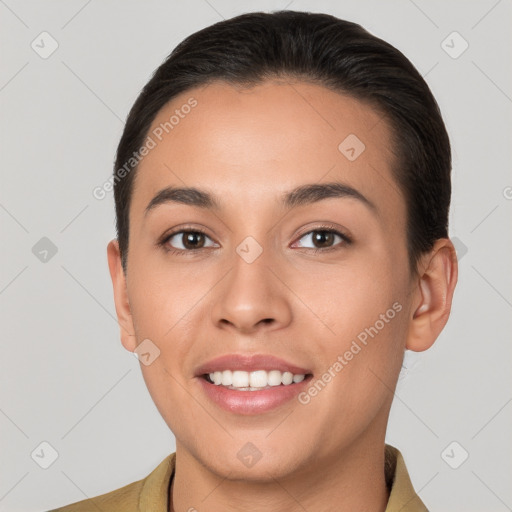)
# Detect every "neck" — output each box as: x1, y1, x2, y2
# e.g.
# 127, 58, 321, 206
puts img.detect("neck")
169, 437, 389, 512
